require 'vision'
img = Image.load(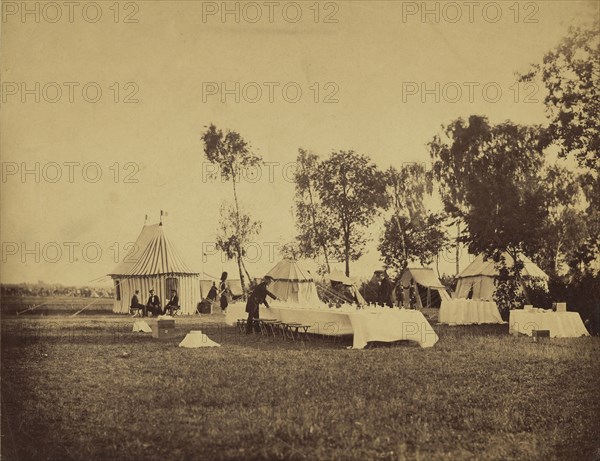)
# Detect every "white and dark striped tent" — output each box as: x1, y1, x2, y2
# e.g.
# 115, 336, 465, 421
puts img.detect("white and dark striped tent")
108, 223, 200, 314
